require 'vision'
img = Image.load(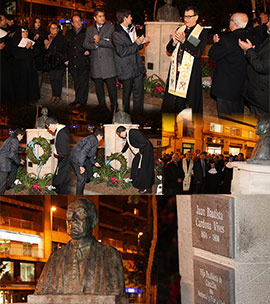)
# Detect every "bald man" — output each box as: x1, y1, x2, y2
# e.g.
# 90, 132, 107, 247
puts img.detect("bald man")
209, 13, 254, 115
